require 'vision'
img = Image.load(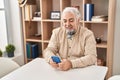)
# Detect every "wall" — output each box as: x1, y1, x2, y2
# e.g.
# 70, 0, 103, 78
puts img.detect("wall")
6, 0, 24, 66
113, 0, 120, 75
0, 0, 8, 51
